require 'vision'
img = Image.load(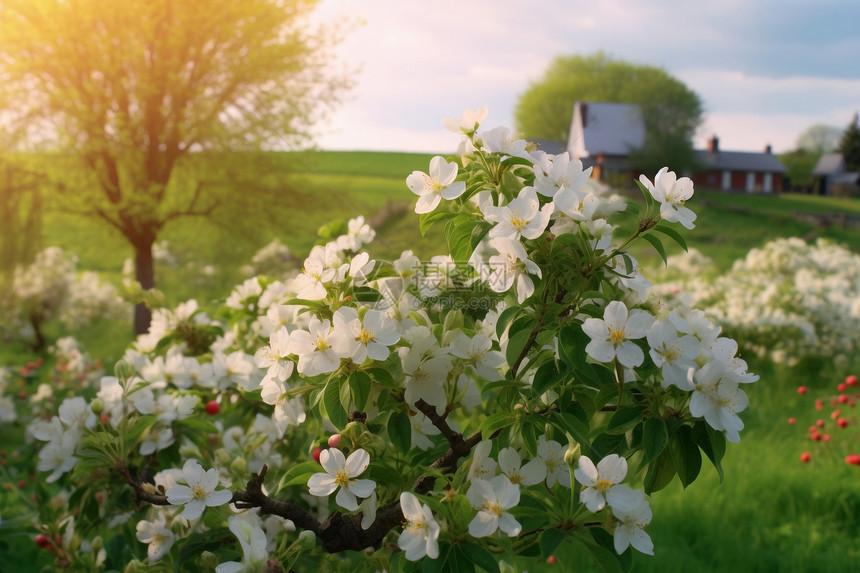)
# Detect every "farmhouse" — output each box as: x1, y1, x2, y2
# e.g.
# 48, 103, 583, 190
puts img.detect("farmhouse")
812, 153, 860, 196
559, 101, 786, 192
